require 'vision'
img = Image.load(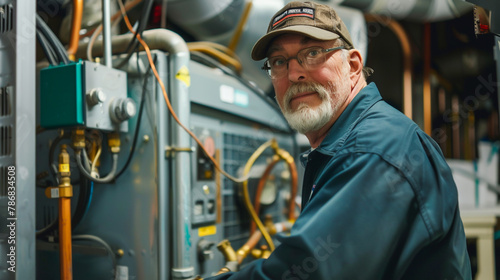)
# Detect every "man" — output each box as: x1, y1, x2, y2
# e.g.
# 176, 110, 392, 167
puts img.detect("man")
208, 1, 471, 279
